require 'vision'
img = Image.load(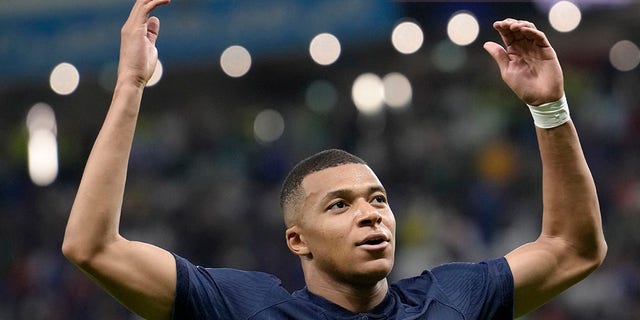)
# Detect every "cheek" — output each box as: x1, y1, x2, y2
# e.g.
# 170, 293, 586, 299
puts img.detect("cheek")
311, 218, 351, 249
385, 215, 397, 242
318, 219, 348, 242
384, 210, 396, 229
